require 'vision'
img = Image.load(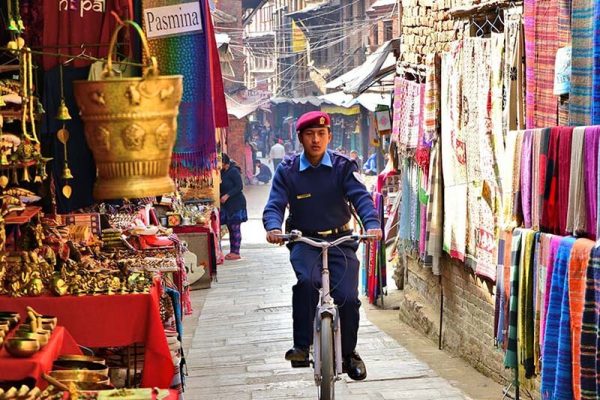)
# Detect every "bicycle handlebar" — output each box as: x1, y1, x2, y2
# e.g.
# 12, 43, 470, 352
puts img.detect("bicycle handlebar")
274, 230, 376, 248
